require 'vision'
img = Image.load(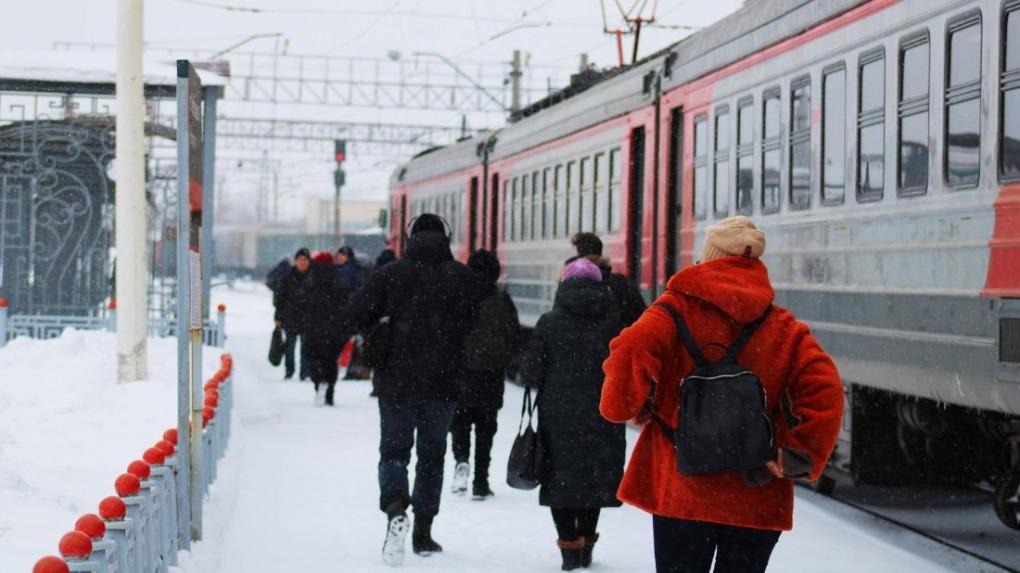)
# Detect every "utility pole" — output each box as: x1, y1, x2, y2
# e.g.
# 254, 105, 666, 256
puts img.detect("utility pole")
510, 50, 522, 113
115, 0, 147, 383
579, 53, 589, 72
333, 140, 347, 244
